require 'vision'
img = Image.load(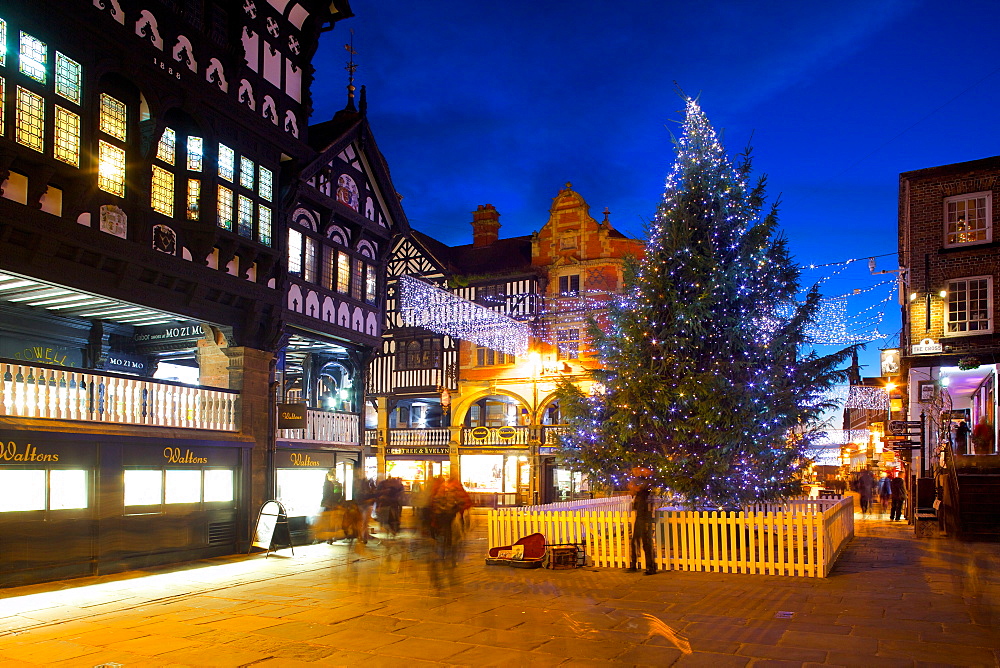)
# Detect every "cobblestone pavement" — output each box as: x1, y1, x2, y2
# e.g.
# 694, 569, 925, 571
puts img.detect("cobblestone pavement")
0, 512, 998, 667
